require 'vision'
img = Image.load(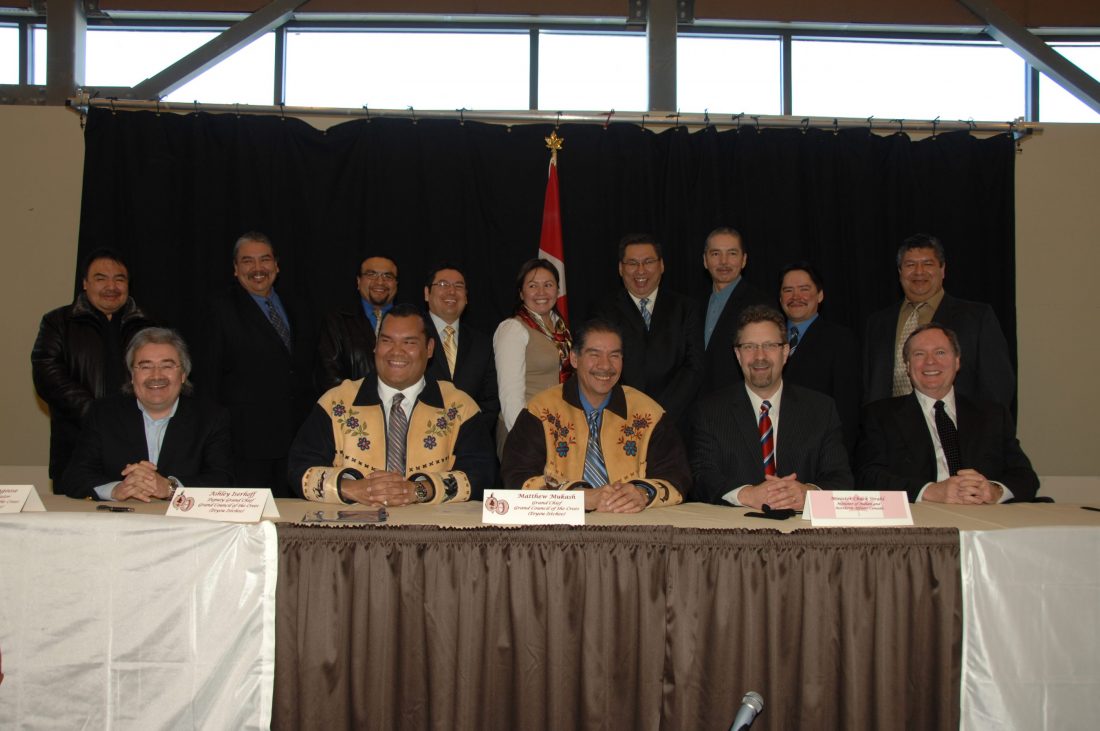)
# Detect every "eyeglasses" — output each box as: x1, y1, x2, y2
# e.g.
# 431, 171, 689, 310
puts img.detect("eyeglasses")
735, 342, 785, 354
135, 362, 181, 373
622, 258, 660, 269
431, 280, 467, 292
360, 270, 396, 282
